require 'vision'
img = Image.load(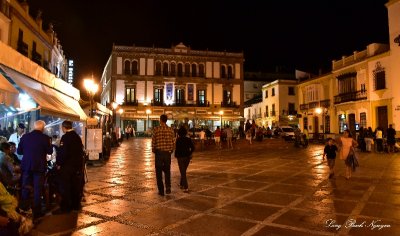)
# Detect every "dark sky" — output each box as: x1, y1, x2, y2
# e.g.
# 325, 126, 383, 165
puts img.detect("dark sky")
27, 0, 389, 90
